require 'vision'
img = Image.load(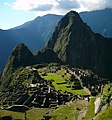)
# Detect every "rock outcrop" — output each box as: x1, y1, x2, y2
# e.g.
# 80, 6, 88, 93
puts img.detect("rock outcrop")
94, 97, 102, 114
